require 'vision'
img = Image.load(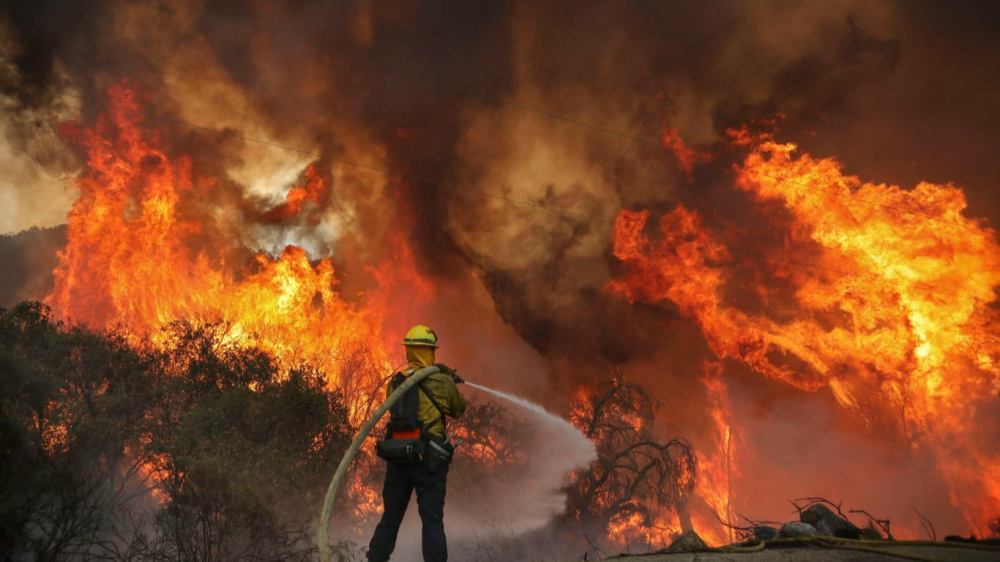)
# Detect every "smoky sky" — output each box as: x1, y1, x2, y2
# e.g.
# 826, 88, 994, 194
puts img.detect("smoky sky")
2, 0, 999, 375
